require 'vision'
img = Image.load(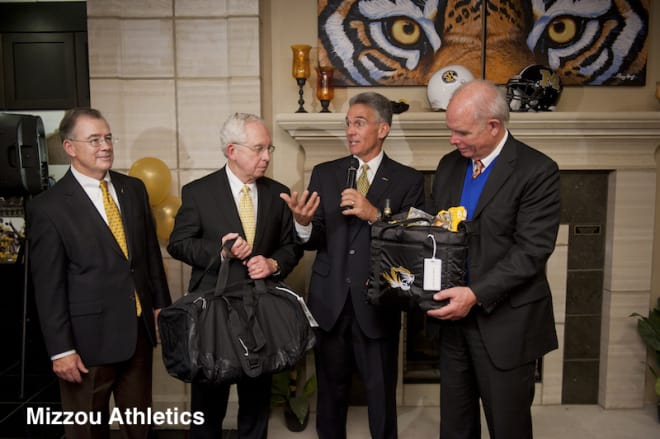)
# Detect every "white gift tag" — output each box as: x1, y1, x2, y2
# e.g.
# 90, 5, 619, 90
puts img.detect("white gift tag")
423, 258, 442, 291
